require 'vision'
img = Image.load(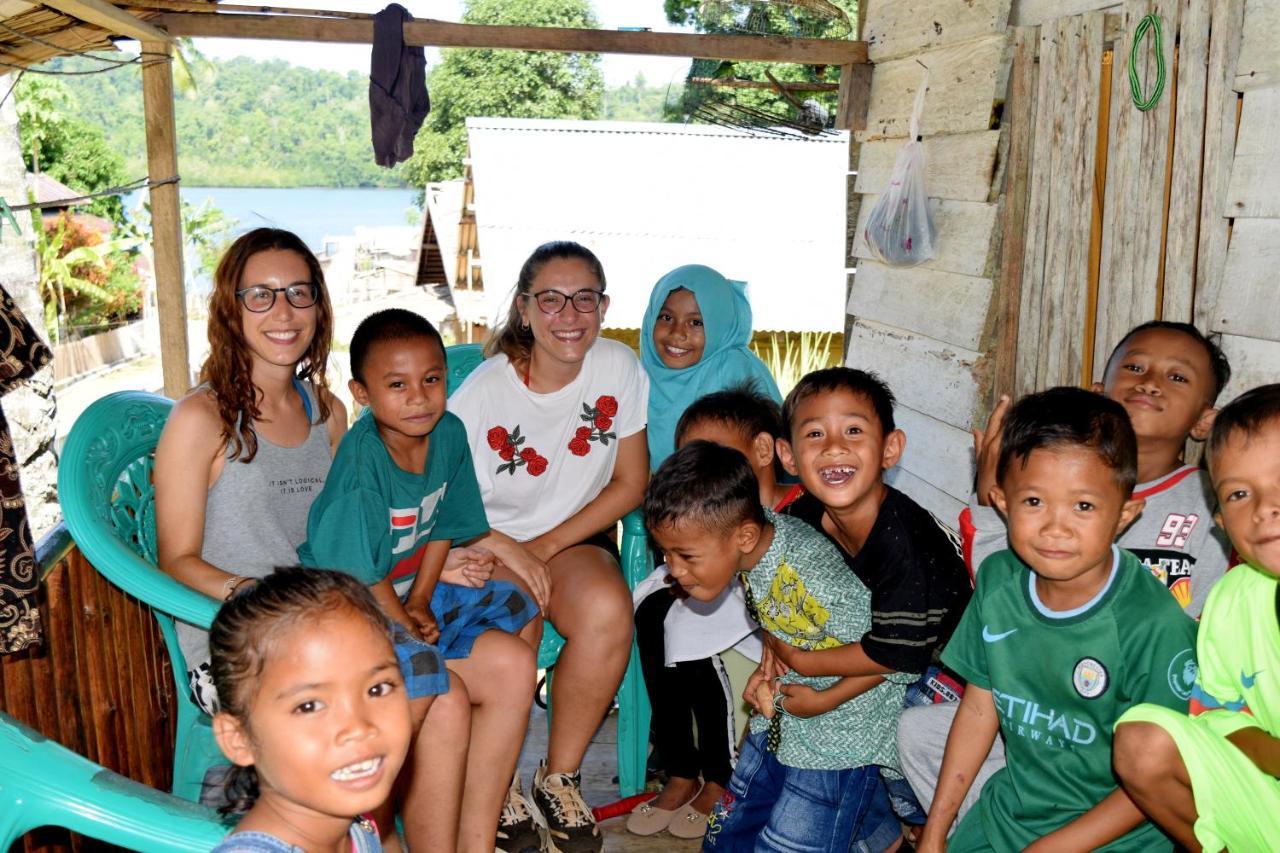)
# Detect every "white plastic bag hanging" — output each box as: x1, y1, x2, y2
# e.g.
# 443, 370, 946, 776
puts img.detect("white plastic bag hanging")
863, 67, 936, 266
